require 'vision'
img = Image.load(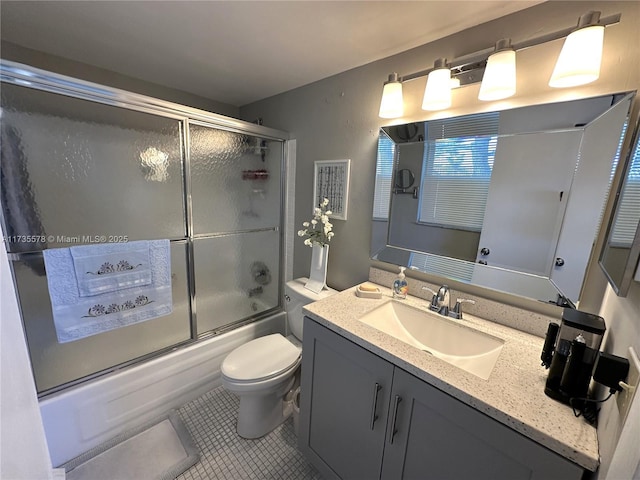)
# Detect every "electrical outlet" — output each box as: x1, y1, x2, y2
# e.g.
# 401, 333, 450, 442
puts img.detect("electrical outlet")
616, 347, 640, 424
